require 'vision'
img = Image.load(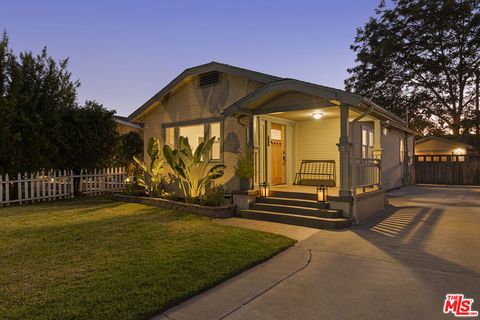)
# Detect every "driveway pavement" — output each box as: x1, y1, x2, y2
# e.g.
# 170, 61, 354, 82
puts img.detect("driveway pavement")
155, 185, 480, 320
